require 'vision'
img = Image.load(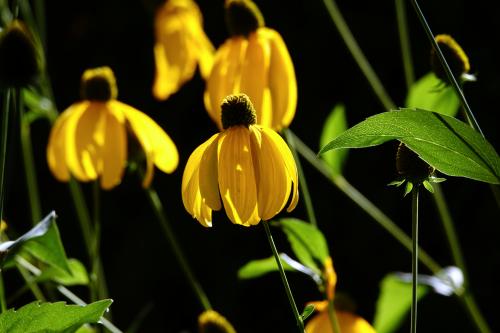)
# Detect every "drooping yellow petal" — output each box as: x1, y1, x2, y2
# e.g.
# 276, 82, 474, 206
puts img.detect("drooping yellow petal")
239, 31, 271, 127
218, 127, 259, 225
66, 102, 106, 182
265, 28, 297, 130
204, 37, 247, 129
198, 134, 222, 210
47, 102, 88, 182
306, 310, 376, 333
250, 126, 291, 221
118, 101, 179, 187
182, 135, 218, 227
100, 106, 127, 190
261, 127, 298, 212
